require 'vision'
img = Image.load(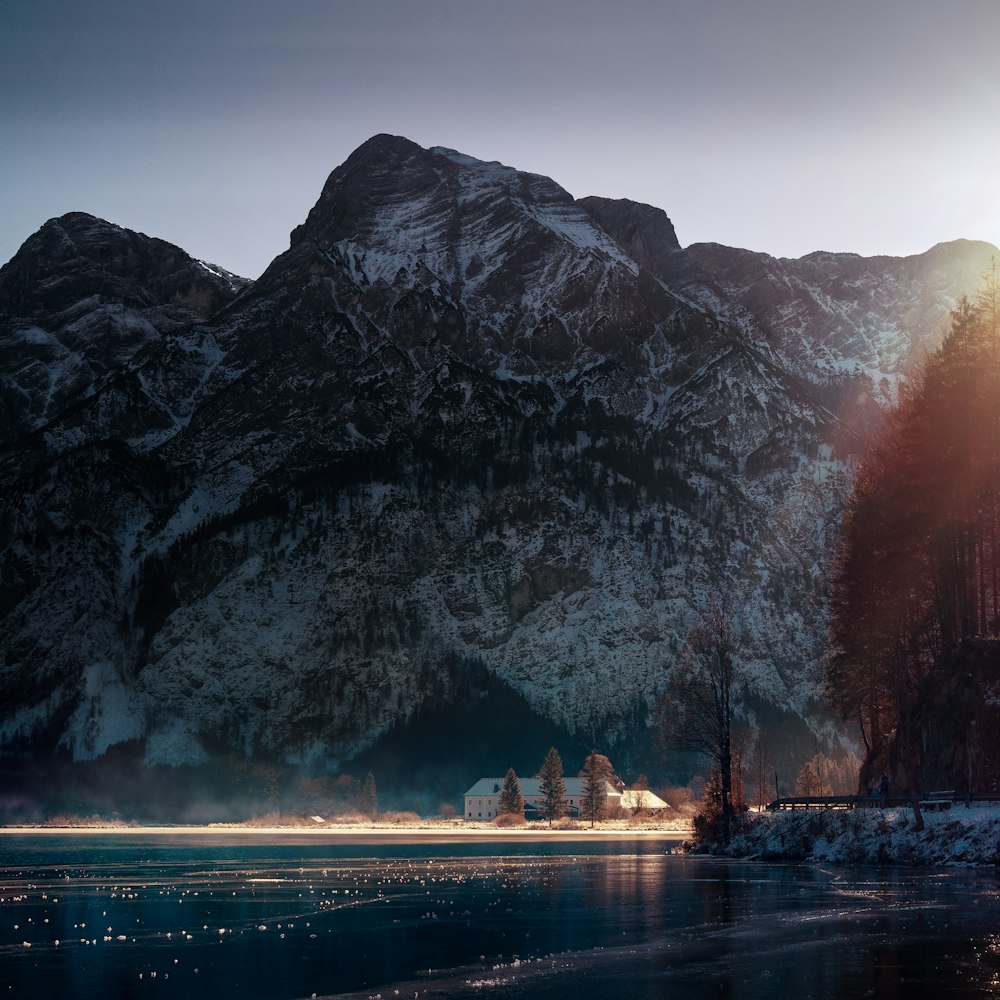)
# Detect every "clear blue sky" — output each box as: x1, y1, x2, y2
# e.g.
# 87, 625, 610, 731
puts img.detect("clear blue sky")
3, 0, 999, 278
